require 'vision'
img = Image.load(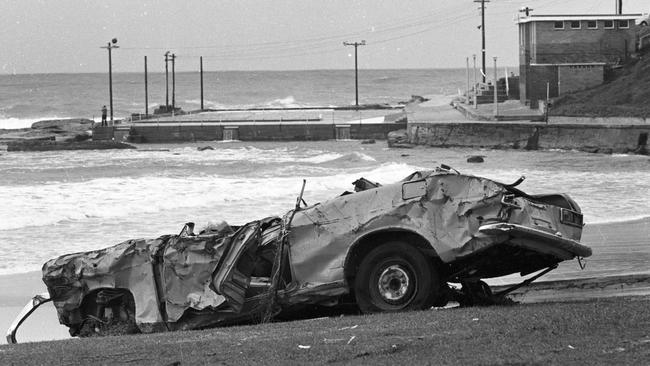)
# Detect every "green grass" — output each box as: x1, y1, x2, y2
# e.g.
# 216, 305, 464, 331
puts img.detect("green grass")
2, 296, 649, 365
